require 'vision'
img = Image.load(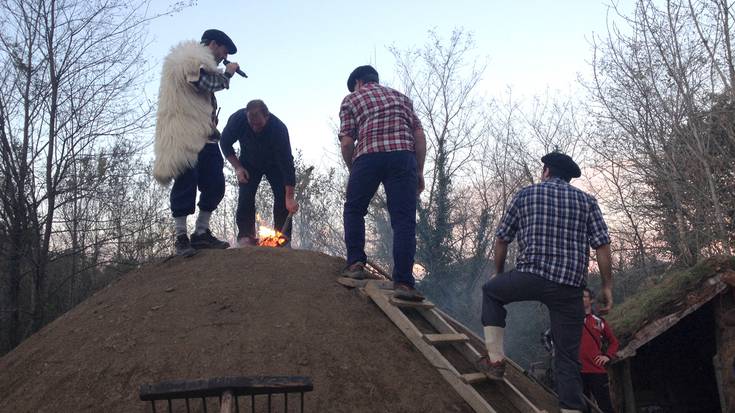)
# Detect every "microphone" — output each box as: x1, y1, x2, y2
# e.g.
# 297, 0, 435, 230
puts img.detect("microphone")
223, 59, 247, 78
